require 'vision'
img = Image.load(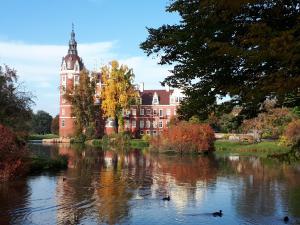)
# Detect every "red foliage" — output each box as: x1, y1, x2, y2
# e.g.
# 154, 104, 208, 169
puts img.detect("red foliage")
150, 122, 215, 153
0, 124, 28, 181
